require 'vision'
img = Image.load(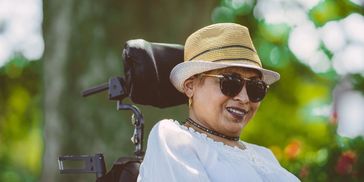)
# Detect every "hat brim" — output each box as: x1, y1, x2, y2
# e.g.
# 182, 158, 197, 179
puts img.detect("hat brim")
170, 60, 280, 93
